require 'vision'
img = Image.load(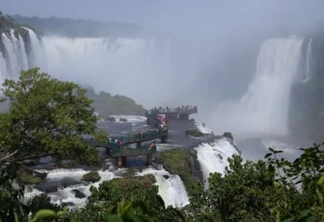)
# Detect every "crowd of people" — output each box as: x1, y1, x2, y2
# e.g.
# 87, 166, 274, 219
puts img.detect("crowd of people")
150, 105, 197, 113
